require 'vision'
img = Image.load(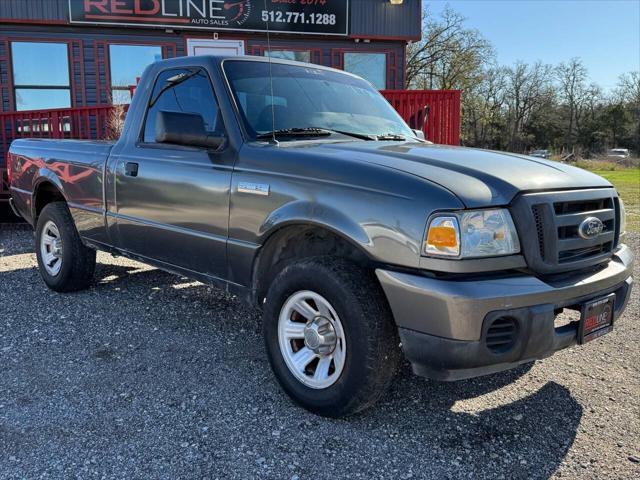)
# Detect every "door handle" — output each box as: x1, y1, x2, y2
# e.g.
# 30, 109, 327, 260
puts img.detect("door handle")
125, 162, 139, 177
